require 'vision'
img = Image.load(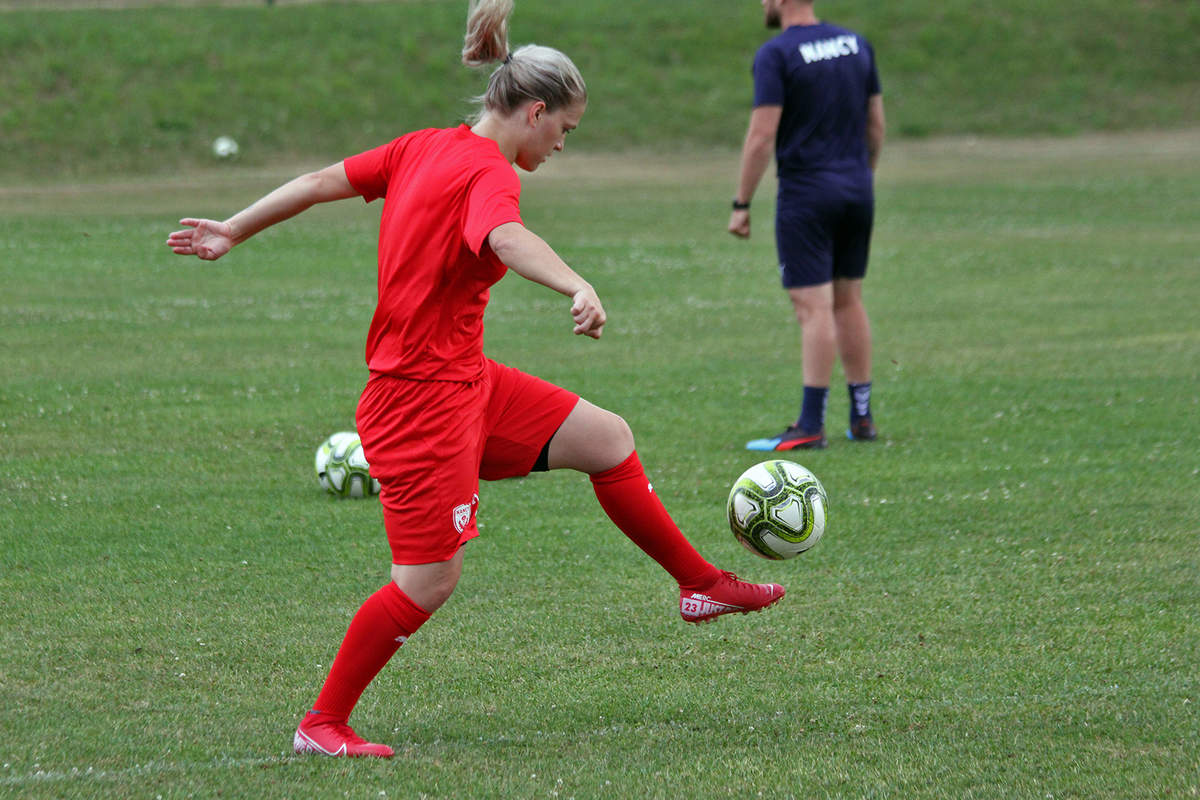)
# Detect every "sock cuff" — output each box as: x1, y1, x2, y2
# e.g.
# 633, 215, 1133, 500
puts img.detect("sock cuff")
380, 582, 432, 627
588, 450, 643, 486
